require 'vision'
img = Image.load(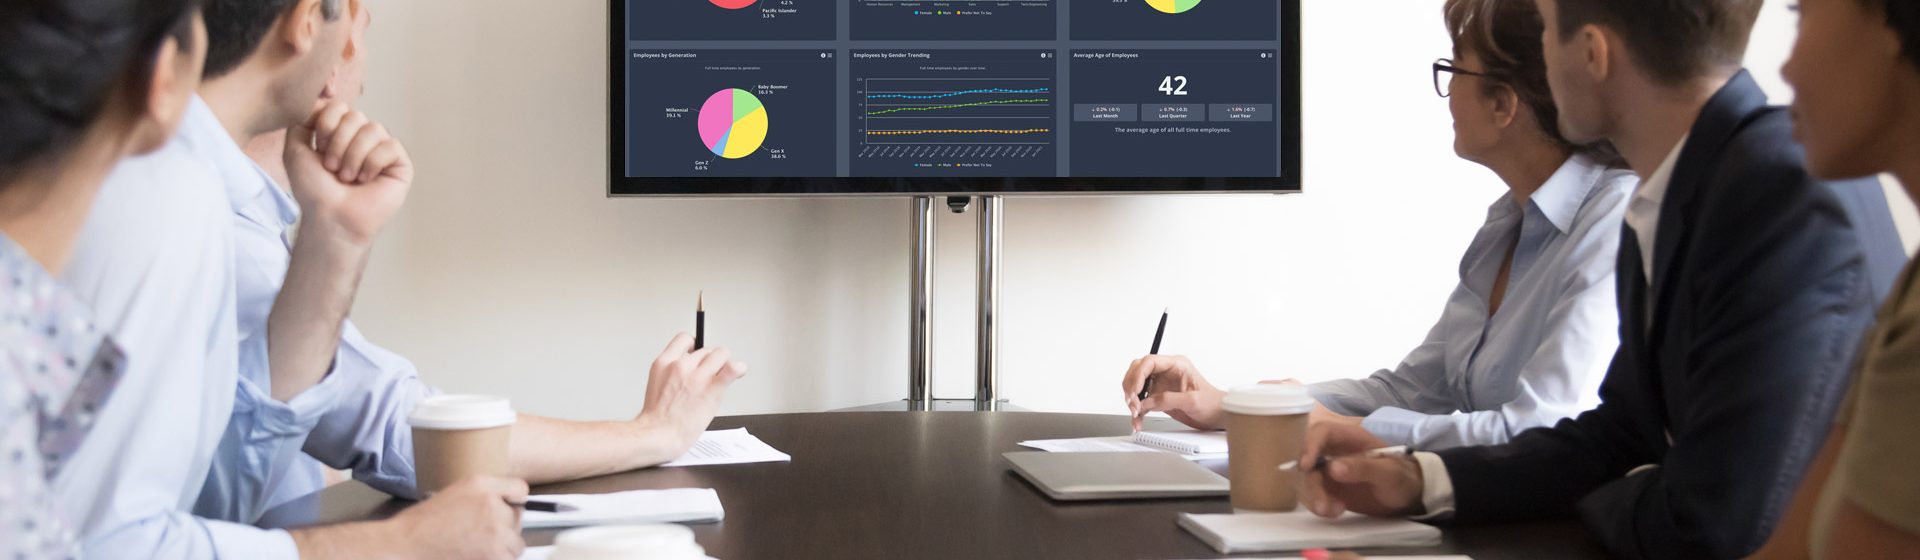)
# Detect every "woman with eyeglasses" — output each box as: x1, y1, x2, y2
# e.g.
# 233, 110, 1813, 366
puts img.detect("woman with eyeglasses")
0, 0, 206, 557
1123, 0, 1634, 450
